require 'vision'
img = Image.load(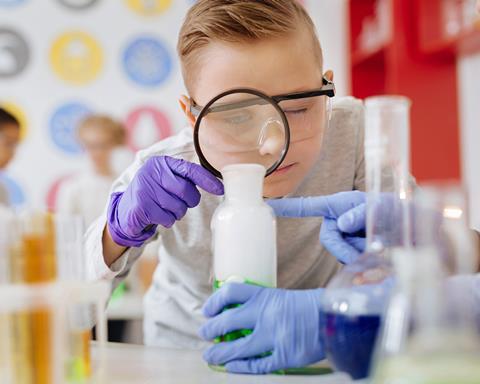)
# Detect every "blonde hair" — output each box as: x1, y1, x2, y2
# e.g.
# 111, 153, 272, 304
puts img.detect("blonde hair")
77, 115, 126, 146
177, 0, 323, 92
